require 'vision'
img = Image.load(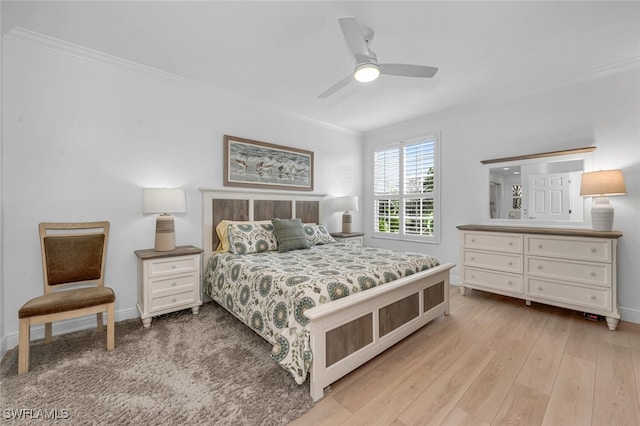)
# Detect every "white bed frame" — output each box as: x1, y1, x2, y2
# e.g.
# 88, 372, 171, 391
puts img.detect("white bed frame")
201, 188, 454, 401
